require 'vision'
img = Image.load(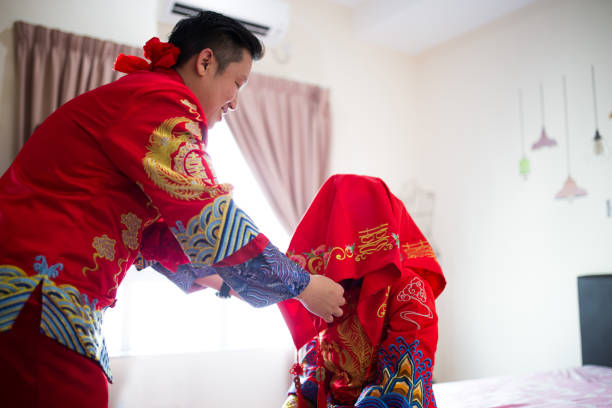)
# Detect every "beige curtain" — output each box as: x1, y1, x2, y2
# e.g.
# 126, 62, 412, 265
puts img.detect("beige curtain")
14, 21, 143, 148
226, 73, 332, 234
